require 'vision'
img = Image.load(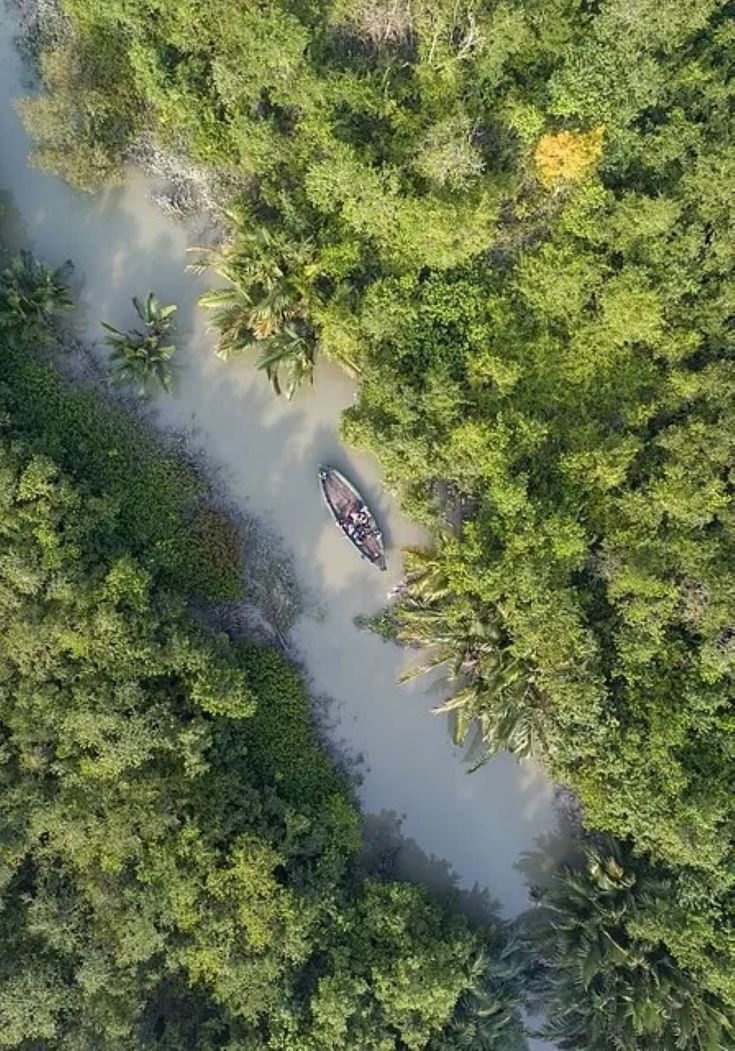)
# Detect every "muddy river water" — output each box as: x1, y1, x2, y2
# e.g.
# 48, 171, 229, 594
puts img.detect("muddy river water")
0, 15, 563, 1041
